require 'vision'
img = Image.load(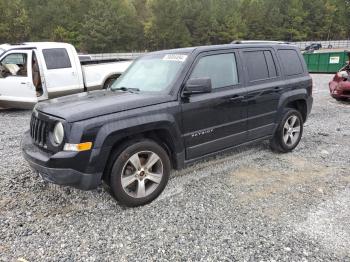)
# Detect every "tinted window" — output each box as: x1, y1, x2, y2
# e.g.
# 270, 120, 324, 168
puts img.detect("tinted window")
278, 49, 303, 76
190, 53, 238, 89
42, 48, 72, 70
244, 51, 266, 81
264, 51, 278, 78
